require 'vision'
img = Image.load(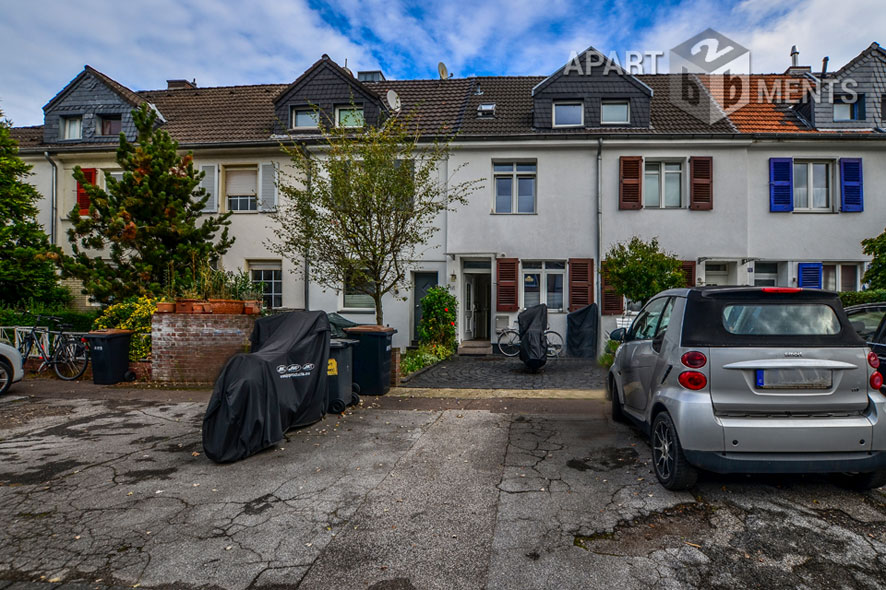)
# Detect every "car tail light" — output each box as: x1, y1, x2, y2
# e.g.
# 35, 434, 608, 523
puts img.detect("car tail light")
678, 371, 707, 390
871, 371, 883, 390
868, 351, 880, 369
681, 351, 707, 368
762, 287, 802, 293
